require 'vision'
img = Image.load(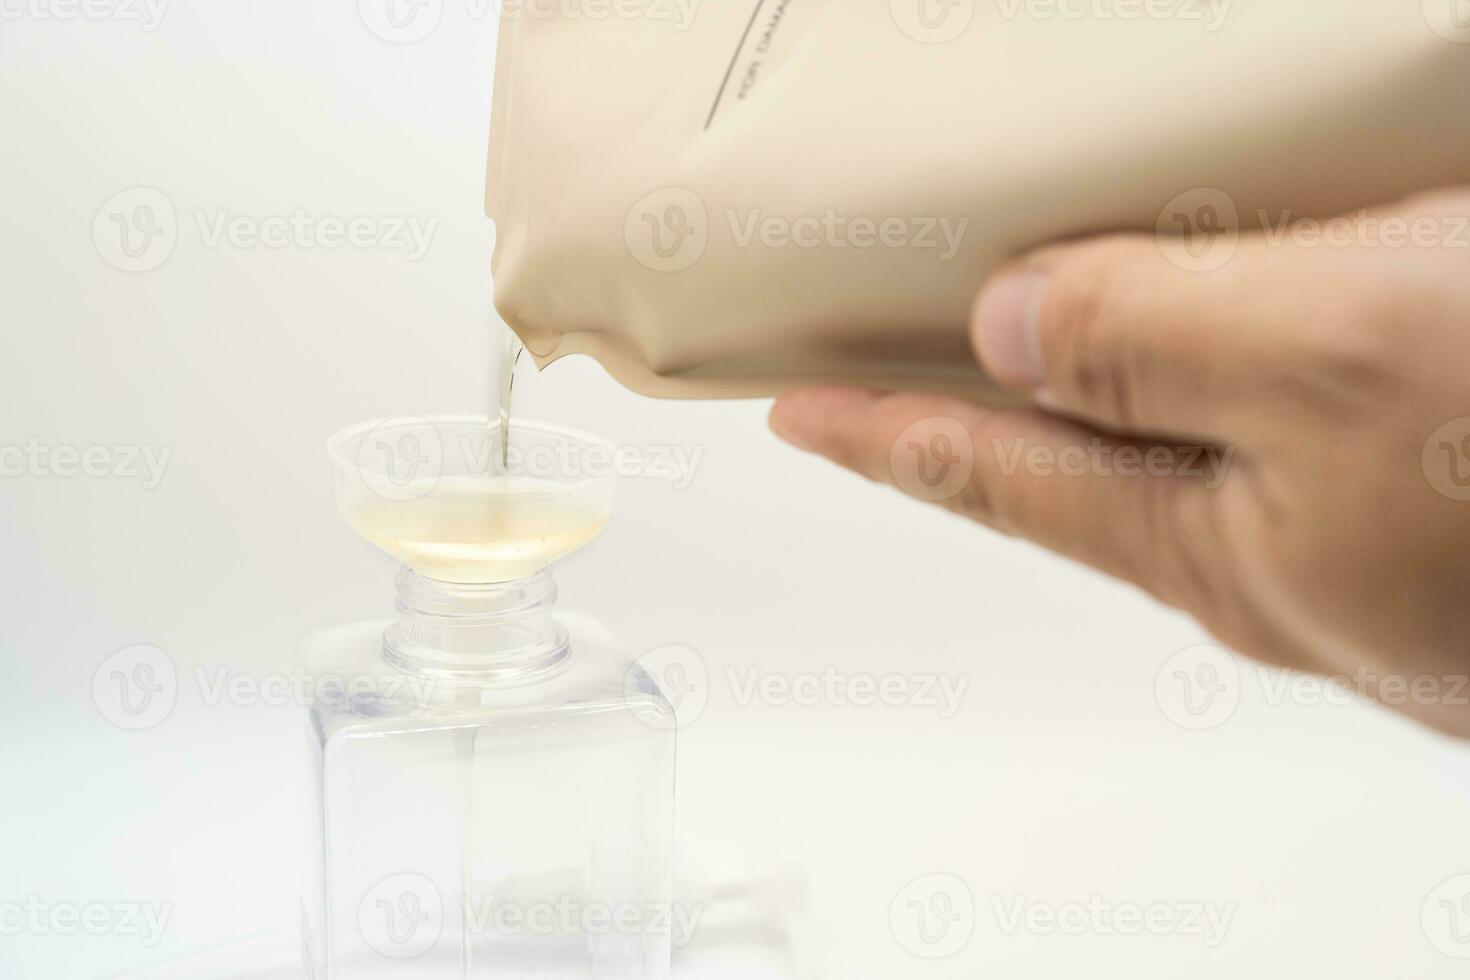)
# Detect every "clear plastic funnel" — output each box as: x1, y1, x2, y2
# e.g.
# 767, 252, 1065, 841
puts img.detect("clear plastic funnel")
327, 415, 616, 584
